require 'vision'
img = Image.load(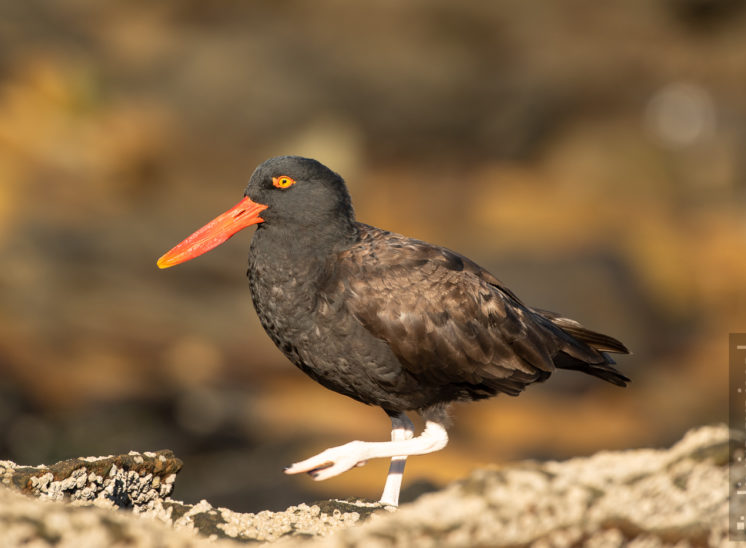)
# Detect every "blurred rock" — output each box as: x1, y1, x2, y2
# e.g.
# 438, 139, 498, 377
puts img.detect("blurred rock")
0, 424, 732, 547
1, 0, 742, 511
0, 486, 230, 548
0, 4, 742, 534
316, 423, 732, 547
